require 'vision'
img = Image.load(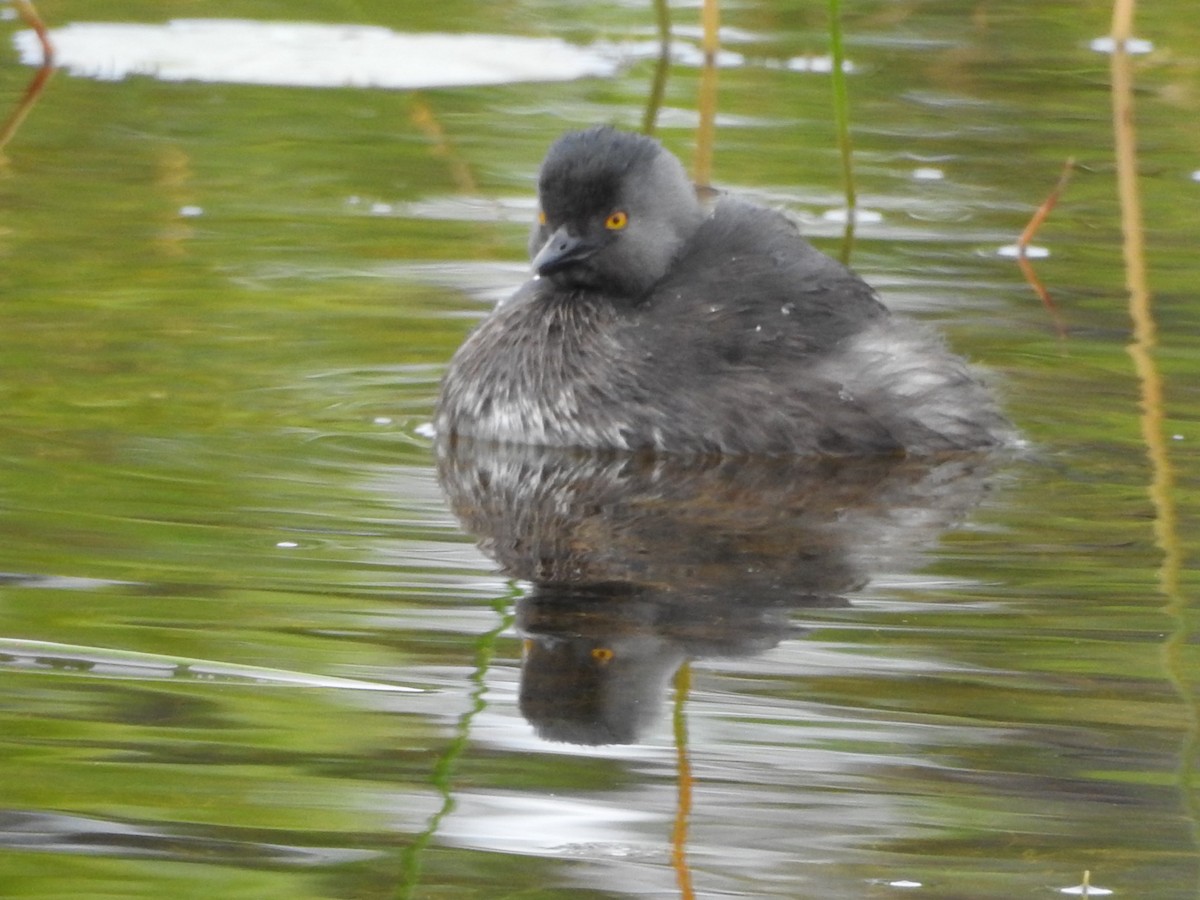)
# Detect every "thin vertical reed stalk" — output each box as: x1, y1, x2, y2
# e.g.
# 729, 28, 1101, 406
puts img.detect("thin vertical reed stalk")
642, 0, 672, 135
827, 0, 856, 262
671, 662, 696, 900
397, 597, 515, 900
693, 0, 720, 187
1109, 0, 1198, 856
1110, 0, 1136, 43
